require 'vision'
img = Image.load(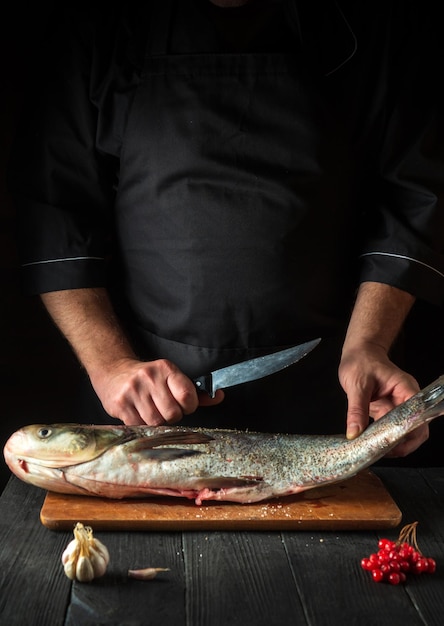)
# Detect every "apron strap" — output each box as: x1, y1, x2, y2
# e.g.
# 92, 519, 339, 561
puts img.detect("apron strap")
146, 0, 175, 58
